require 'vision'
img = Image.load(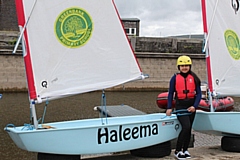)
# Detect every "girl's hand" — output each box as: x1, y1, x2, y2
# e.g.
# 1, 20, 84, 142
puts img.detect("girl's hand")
187, 106, 196, 112
166, 109, 172, 116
